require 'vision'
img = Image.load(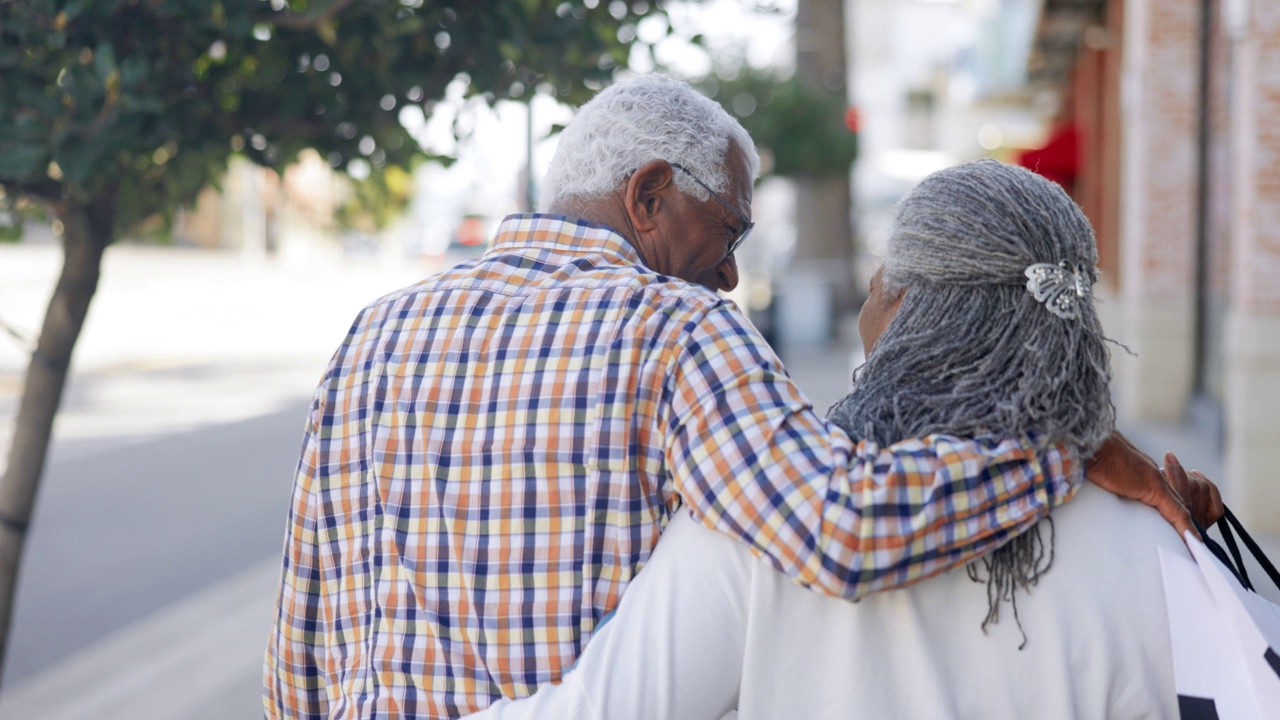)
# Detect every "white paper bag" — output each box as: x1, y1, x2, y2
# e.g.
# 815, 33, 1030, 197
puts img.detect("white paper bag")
1160, 532, 1280, 719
